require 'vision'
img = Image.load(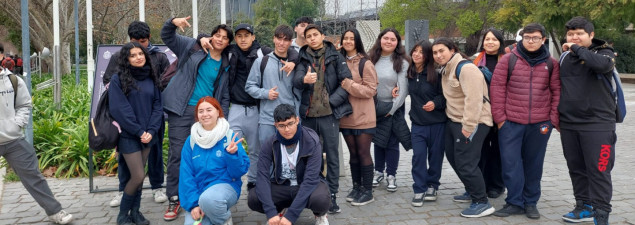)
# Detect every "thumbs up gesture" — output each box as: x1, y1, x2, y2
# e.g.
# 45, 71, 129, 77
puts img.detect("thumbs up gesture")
303, 67, 317, 84
268, 86, 279, 100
